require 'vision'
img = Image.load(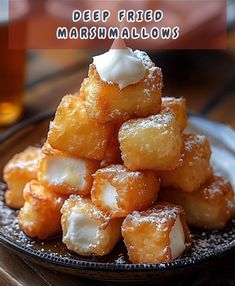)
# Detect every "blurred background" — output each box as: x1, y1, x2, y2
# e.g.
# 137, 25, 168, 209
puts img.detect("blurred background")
0, 0, 235, 133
